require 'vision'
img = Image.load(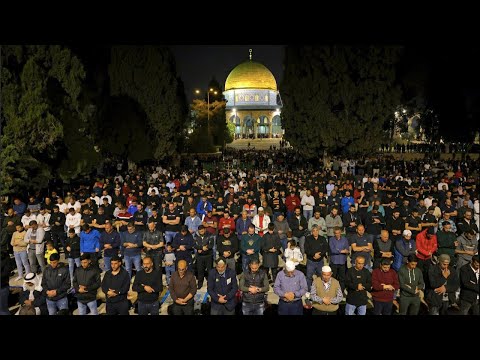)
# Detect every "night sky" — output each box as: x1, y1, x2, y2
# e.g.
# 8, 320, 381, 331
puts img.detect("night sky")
170, 45, 285, 102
